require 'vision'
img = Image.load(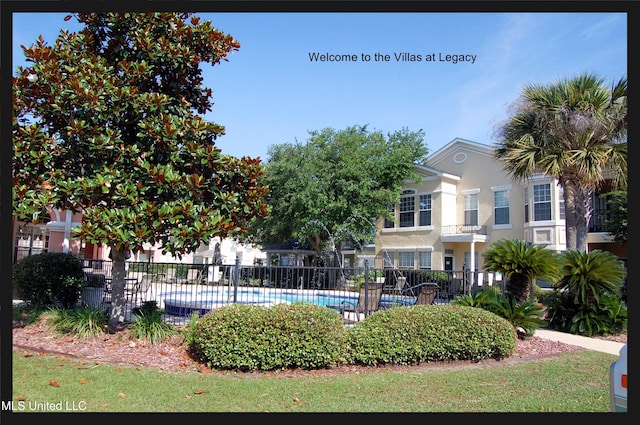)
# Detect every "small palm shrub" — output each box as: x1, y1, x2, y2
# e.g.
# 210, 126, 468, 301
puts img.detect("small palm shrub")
129, 301, 177, 344
489, 296, 547, 339
190, 302, 347, 371
453, 289, 546, 339
345, 305, 516, 365
452, 287, 501, 309
546, 291, 627, 337
483, 238, 561, 305
556, 249, 626, 304
12, 252, 85, 308
48, 306, 109, 337
546, 249, 627, 337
